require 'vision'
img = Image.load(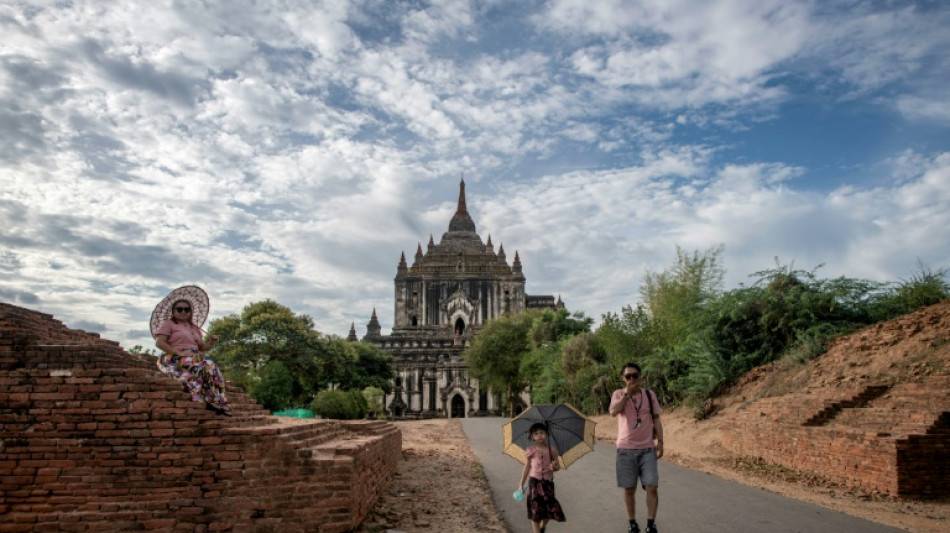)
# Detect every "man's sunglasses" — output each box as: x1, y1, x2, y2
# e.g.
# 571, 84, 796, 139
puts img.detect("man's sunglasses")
623, 373, 640, 380
175, 307, 192, 313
